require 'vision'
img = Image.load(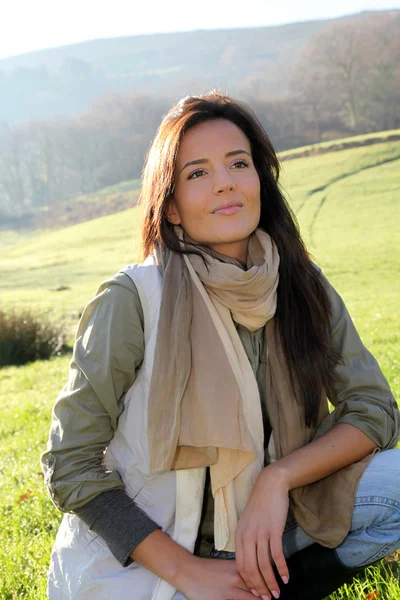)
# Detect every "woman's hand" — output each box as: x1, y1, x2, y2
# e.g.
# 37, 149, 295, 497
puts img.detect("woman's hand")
235, 465, 290, 599
176, 556, 256, 600
132, 529, 254, 600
